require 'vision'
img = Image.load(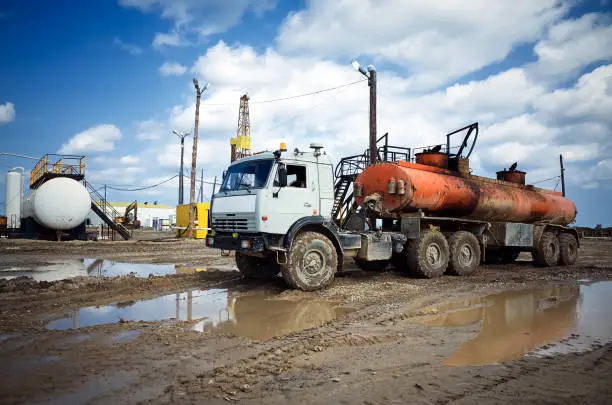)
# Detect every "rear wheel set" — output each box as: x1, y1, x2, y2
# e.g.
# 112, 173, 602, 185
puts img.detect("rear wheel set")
533, 231, 578, 267
399, 230, 481, 278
